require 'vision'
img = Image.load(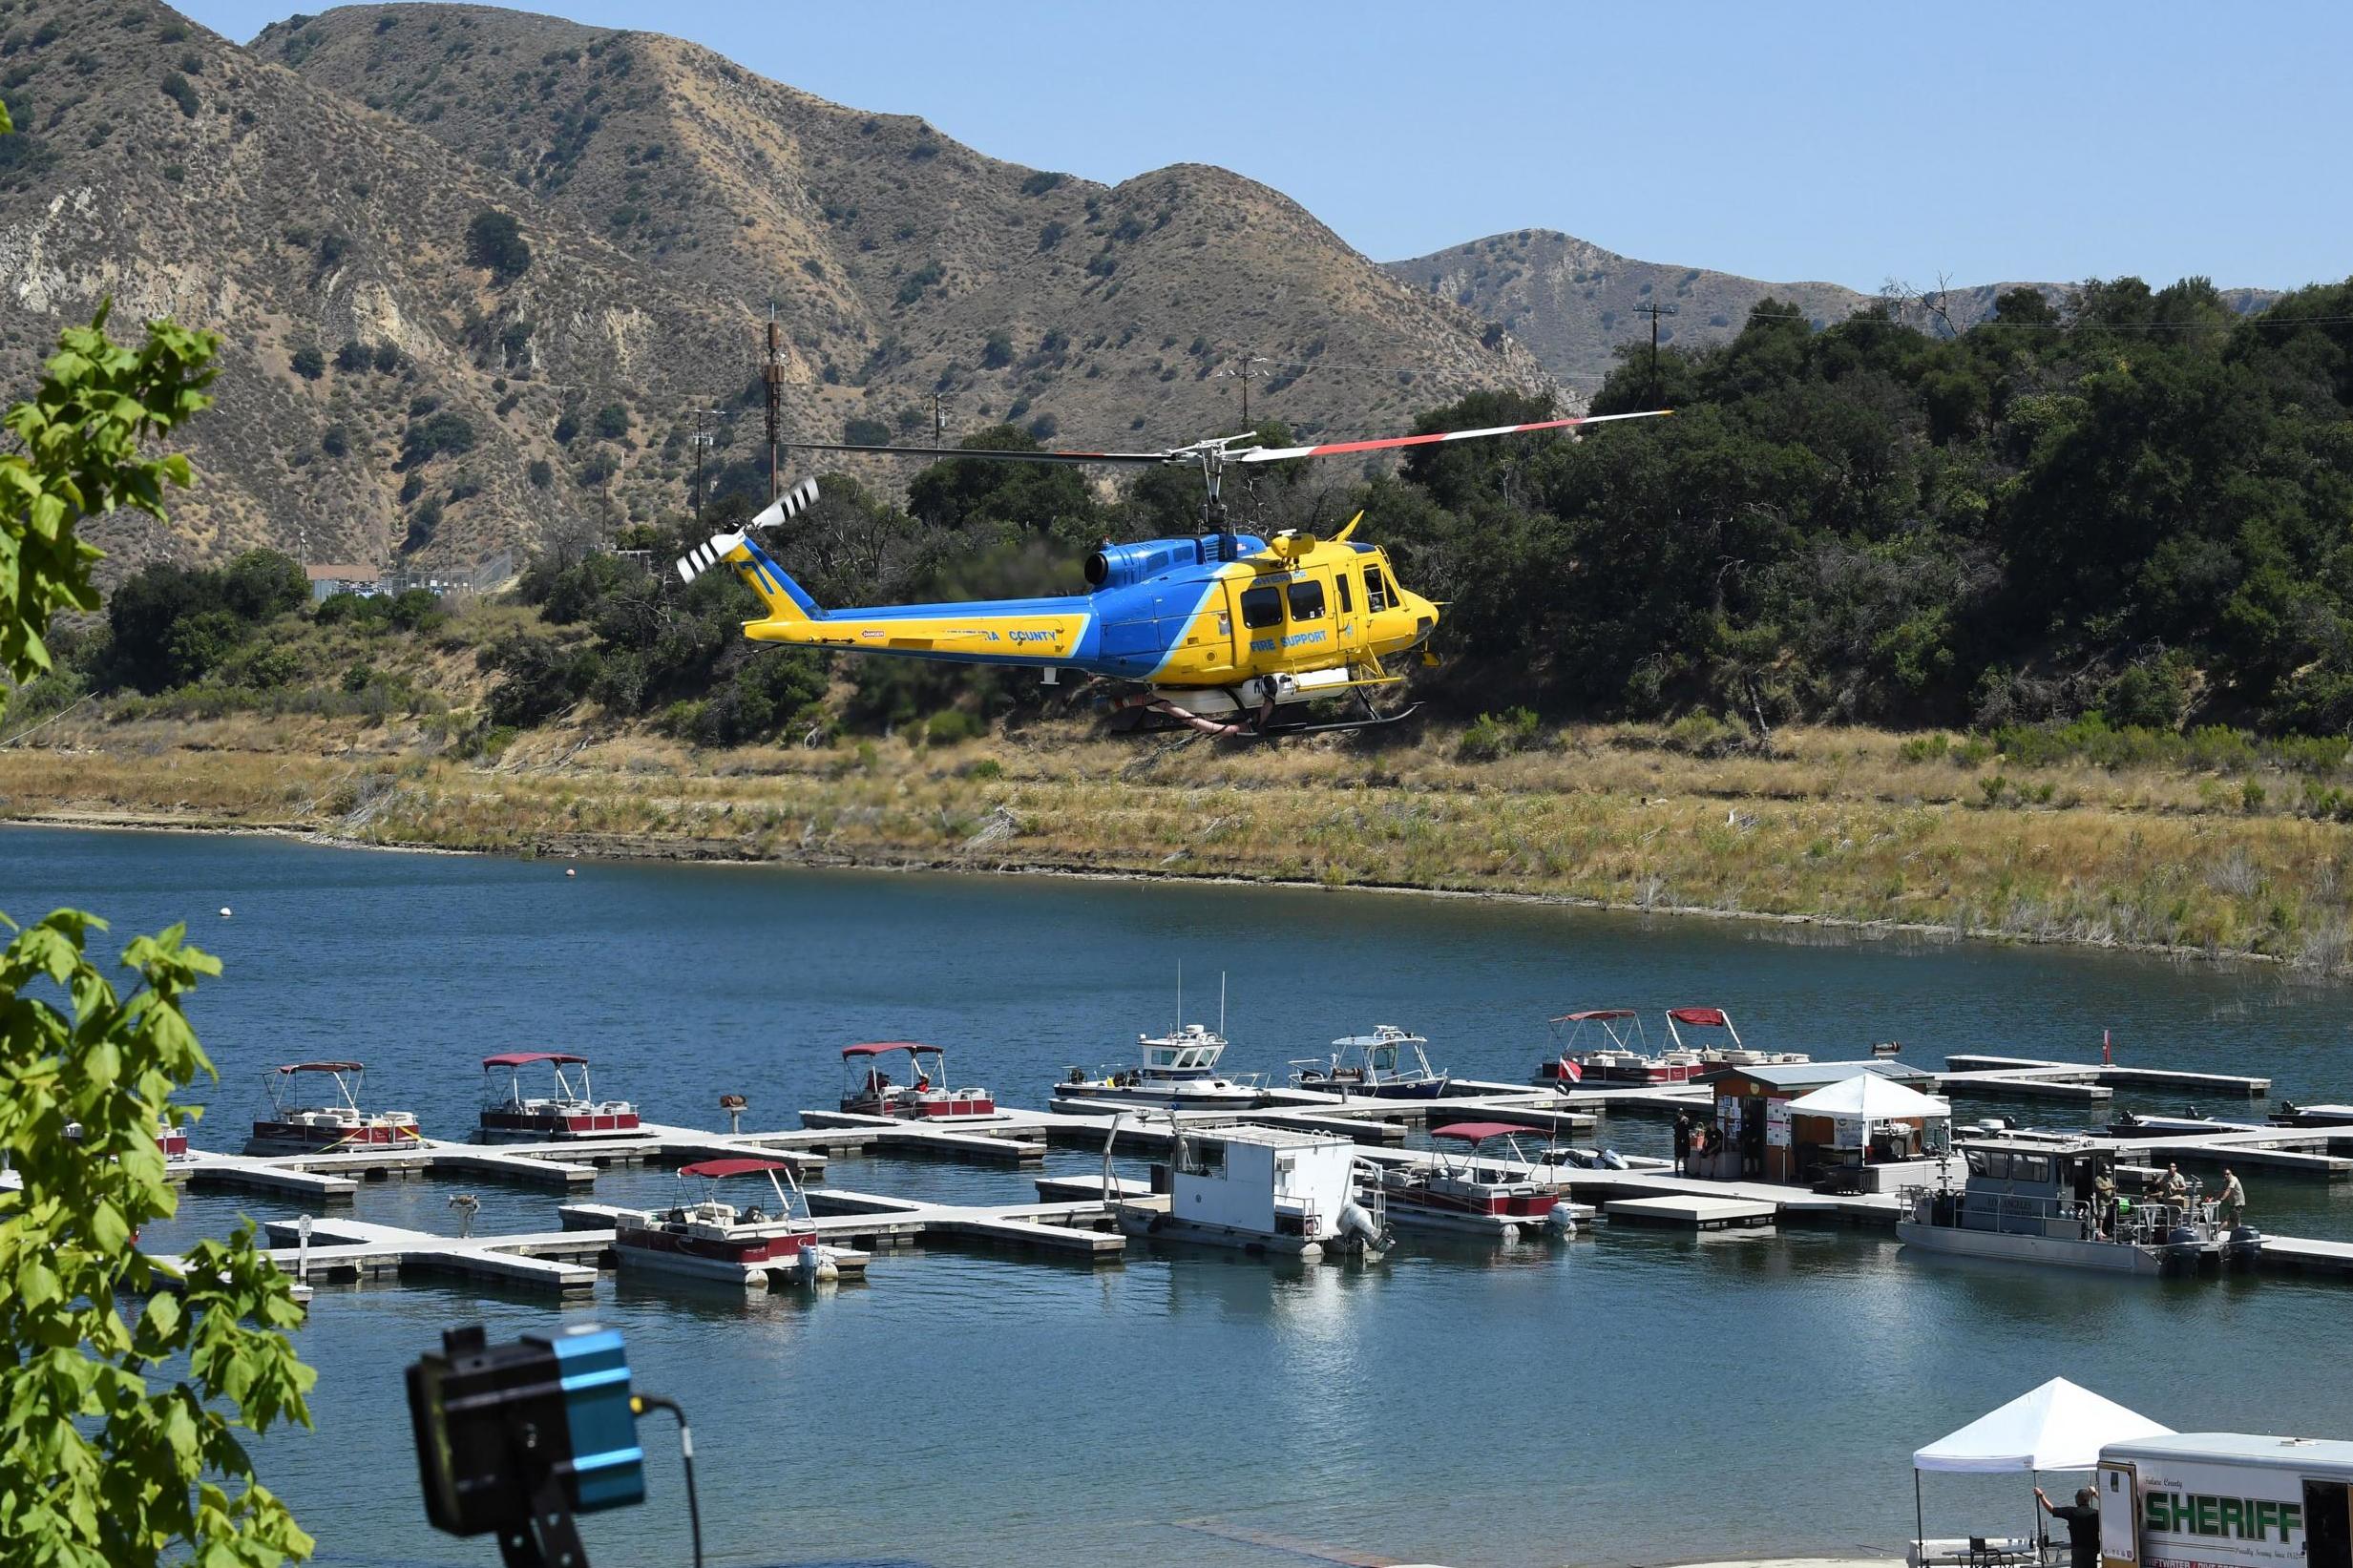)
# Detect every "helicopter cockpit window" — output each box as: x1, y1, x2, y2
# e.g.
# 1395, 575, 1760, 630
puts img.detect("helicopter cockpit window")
1240, 585, 1284, 629
1364, 564, 1394, 612
1287, 580, 1326, 621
